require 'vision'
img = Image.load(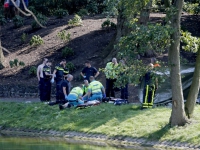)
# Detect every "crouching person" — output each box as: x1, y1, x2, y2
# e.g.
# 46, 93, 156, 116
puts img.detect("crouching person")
87, 76, 106, 101
59, 85, 84, 110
